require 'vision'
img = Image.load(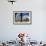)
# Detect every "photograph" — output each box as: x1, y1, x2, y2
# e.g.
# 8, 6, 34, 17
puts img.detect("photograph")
13, 11, 32, 25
